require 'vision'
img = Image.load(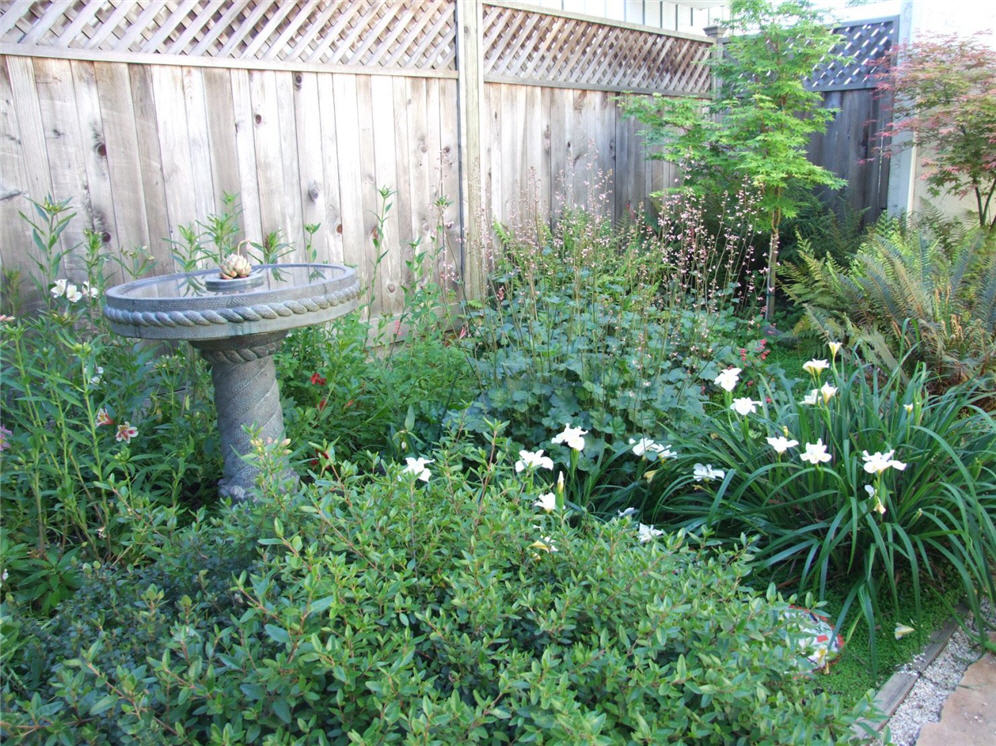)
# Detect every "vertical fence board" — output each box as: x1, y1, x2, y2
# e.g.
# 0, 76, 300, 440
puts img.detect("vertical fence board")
32, 58, 85, 267
331, 74, 367, 298
201, 67, 241, 215
150, 65, 197, 252
0, 57, 34, 301
315, 73, 343, 263
273, 71, 304, 254
127, 64, 171, 273
93, 61, 151, 277
70, 59, 117, 267
370, 74, 401, 316
293, 71, 326, 259
437, 79, 460, 263
229, 68, 262, 244
179, 67, 216, 224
